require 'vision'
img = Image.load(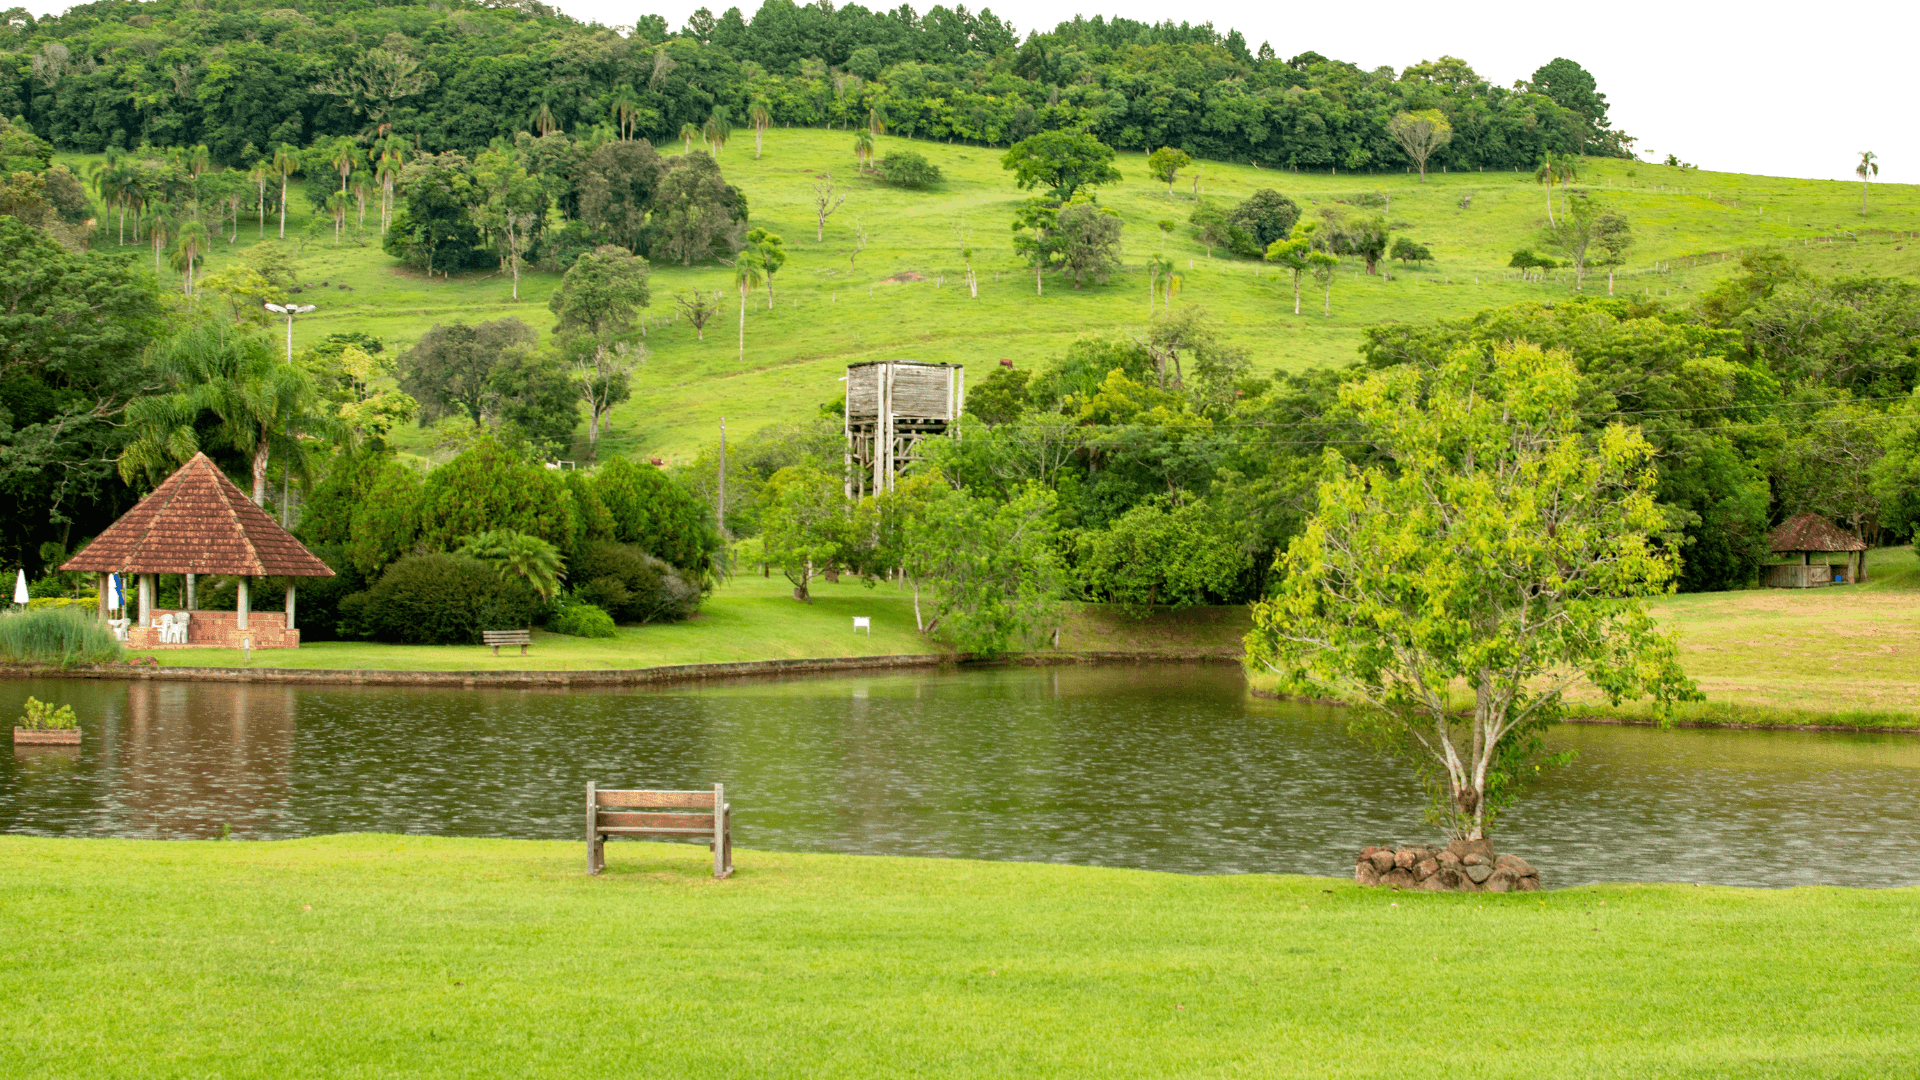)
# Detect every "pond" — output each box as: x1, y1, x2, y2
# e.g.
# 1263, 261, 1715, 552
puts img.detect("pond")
4, 663, 1918, 887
